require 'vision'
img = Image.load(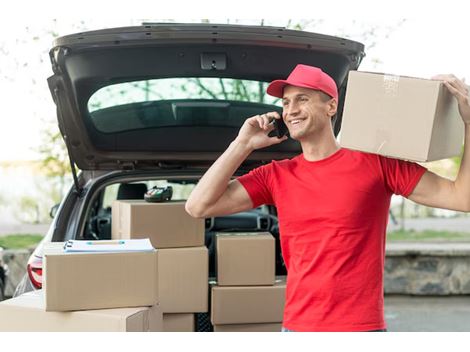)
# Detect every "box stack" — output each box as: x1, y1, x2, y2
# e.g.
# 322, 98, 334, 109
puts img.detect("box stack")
210, 233, 286, 332
112, 200, 208, 332
0, 242, 163, 332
